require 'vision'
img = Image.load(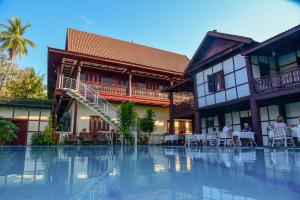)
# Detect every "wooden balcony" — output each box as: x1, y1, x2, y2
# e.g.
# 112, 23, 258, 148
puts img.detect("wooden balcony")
85, 81, 128, 96
254, 67, 300, 94
174, 99, 195, 118
132, 88, 169, 100
84, 81, 194, 105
